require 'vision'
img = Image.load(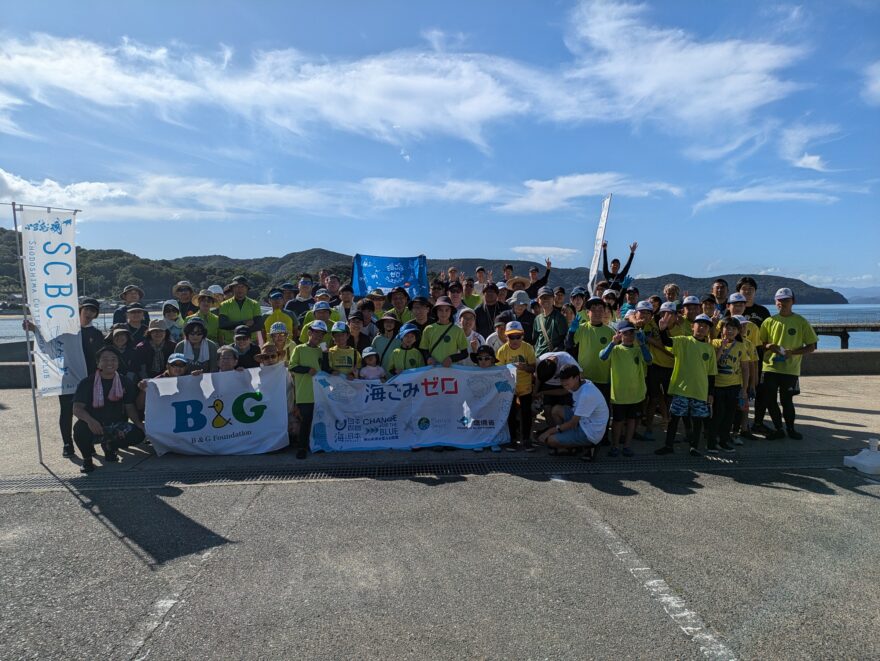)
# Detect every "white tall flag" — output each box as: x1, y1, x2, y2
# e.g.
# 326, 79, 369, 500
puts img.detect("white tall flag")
588, 194, 612, 295
18, 207, 86, 396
